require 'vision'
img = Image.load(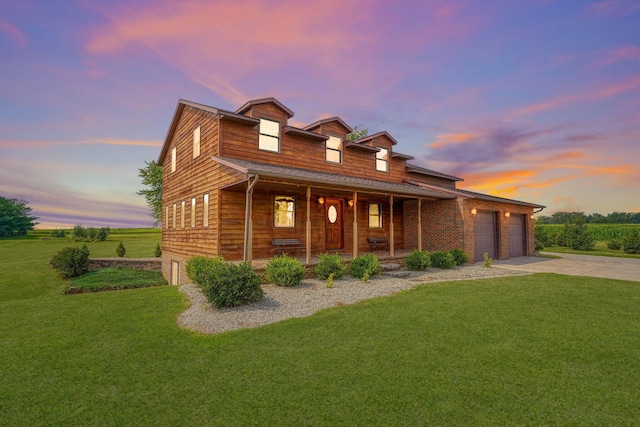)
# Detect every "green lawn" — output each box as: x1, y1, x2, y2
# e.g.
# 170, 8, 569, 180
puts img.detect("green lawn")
1, 232, 639, 425
544, 240, 640, 259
